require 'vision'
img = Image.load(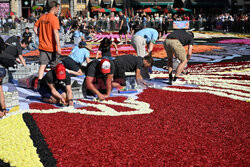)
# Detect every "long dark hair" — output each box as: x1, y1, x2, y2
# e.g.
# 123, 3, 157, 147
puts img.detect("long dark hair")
100, 37, 111, 48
